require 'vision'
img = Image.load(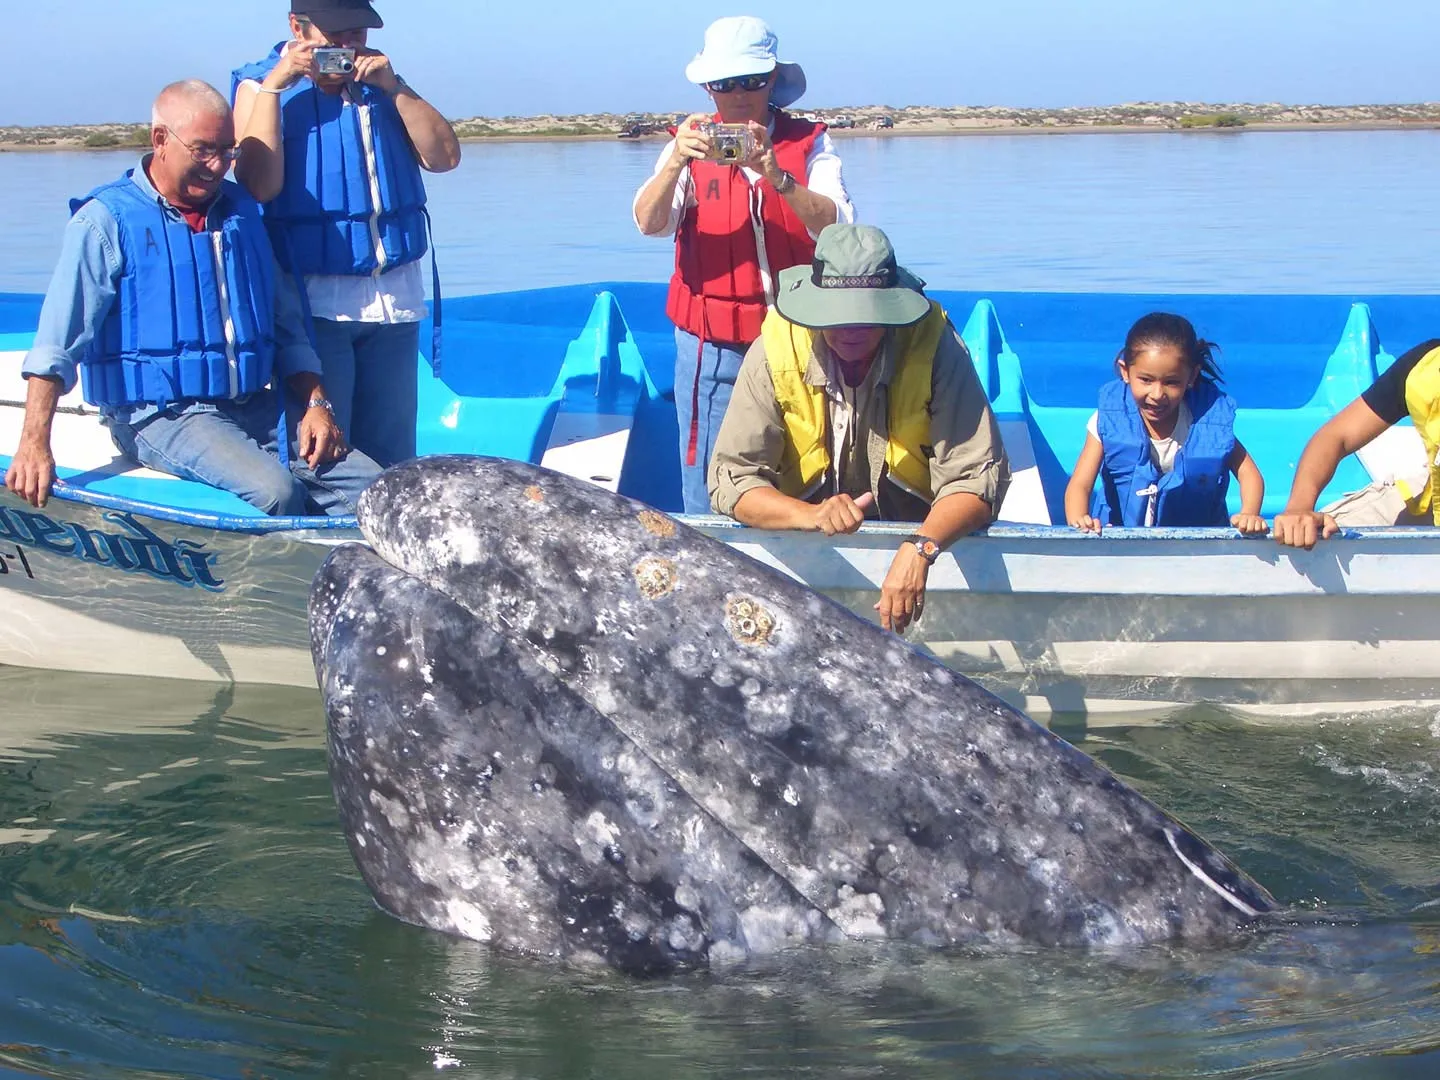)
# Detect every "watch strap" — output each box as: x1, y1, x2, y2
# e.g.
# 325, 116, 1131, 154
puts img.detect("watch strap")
903, 533, 942, 564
